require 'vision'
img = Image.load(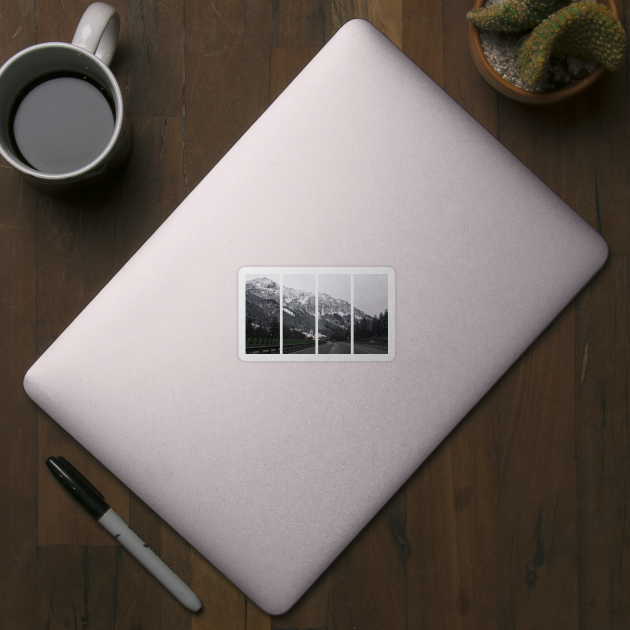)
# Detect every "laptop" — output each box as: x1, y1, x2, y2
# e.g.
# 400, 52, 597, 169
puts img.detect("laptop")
23, 19, 608, 614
